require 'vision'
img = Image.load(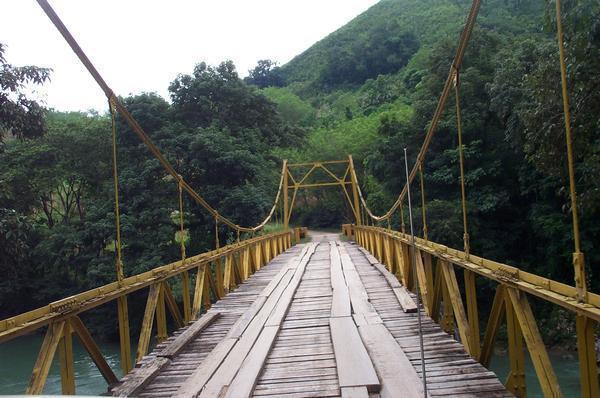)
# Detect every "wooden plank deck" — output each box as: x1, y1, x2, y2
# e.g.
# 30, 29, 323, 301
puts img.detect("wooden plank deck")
110, 238, 511, 398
